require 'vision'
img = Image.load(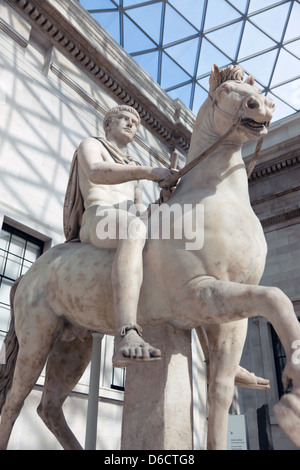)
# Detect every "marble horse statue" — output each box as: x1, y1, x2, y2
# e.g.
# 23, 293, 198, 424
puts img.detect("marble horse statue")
0, 64, 300, 450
